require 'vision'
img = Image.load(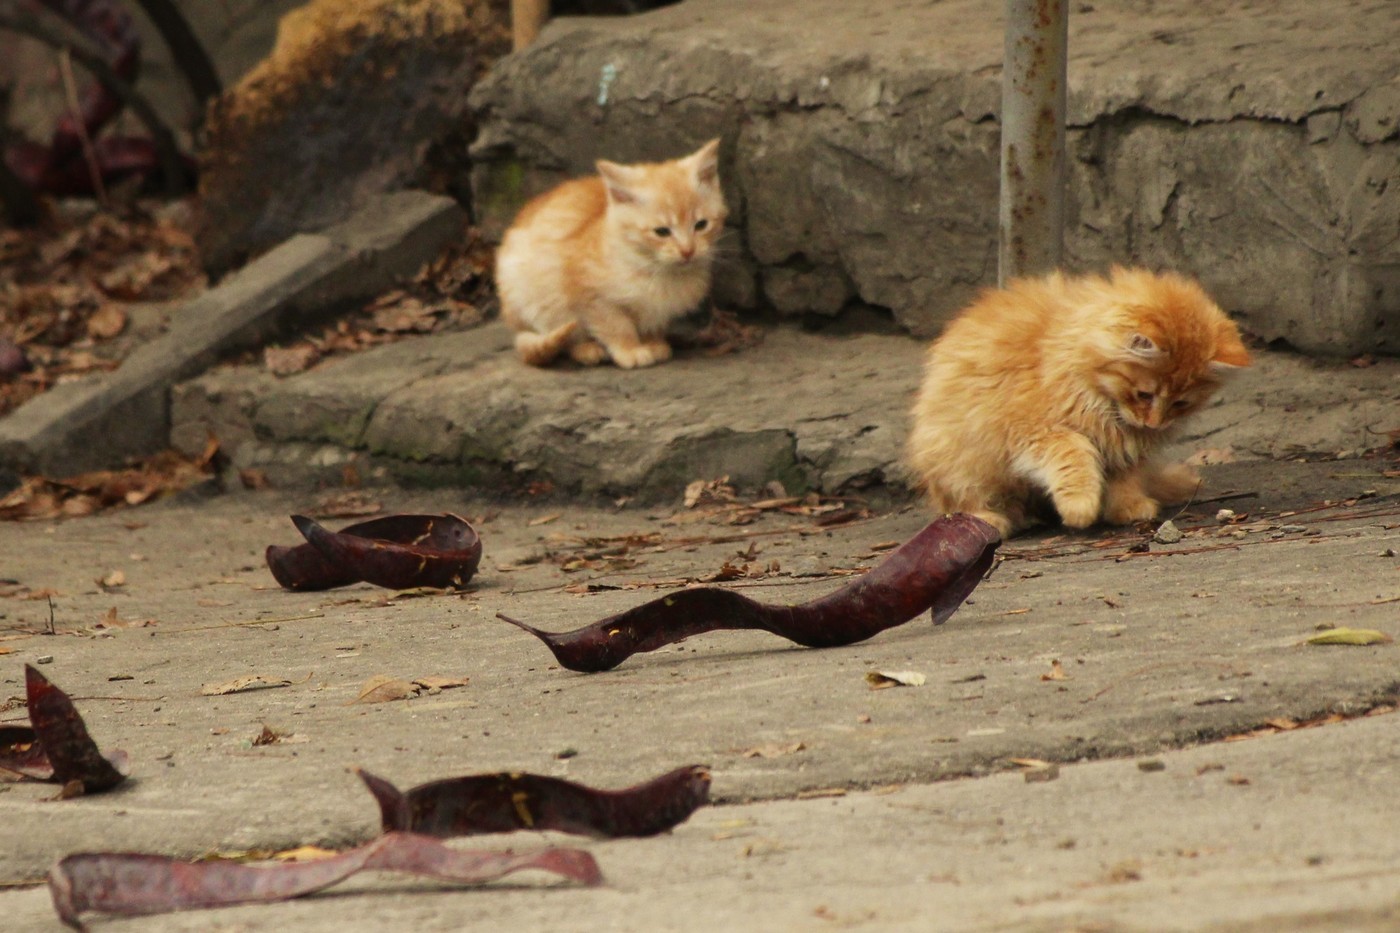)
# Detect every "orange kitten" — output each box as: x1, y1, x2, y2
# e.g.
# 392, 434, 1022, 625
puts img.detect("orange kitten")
906, 267, 1251, 537
495, 139, 726, 368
